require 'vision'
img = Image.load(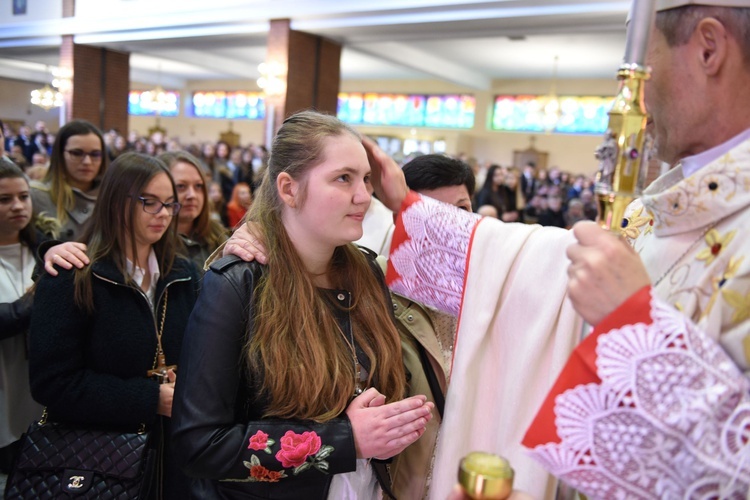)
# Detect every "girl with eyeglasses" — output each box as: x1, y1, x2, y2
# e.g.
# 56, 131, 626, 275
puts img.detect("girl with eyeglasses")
29, 152, 200, 499
30, 120, 107, 242
41, 150, 231, 277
